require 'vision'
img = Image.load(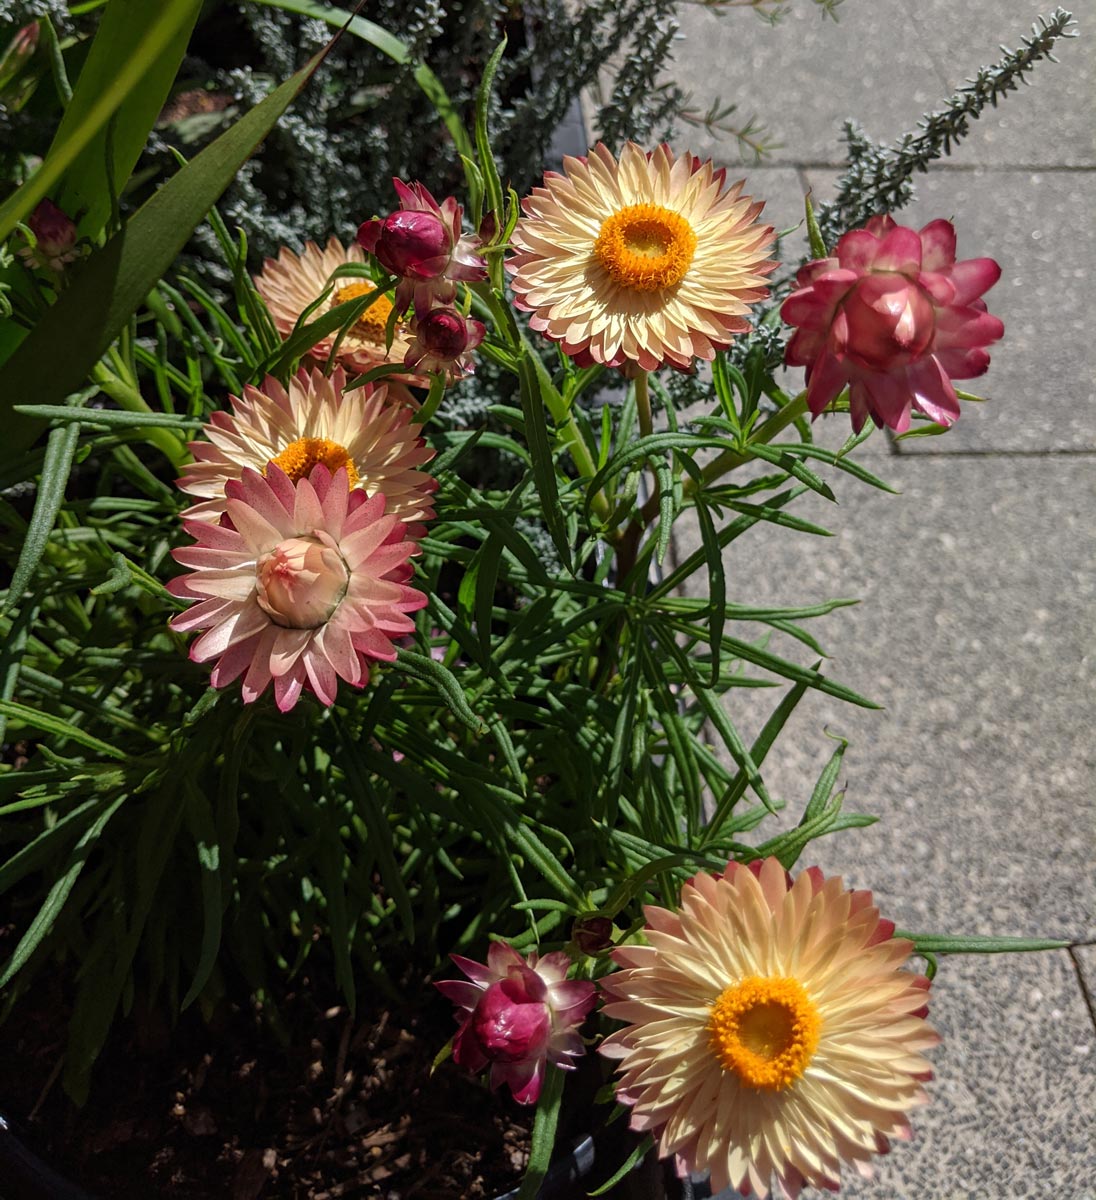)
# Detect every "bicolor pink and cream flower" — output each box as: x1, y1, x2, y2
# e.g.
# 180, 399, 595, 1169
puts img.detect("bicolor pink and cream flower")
253, 236, 423, 386
782, 215, 1003, 433
507, 142, 776, 372
168, 464, 426, 712
177, 366, 436, 537
357, 180, 488, 316
600, 857, 938, 1199
436, 942, 597, 1106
